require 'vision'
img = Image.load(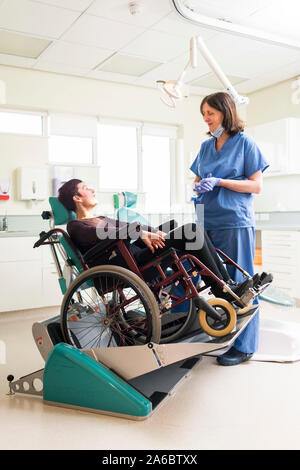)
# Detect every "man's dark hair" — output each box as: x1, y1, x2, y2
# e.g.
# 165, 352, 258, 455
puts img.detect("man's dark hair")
58, 178, 82, 212
200, 92, 244, 136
